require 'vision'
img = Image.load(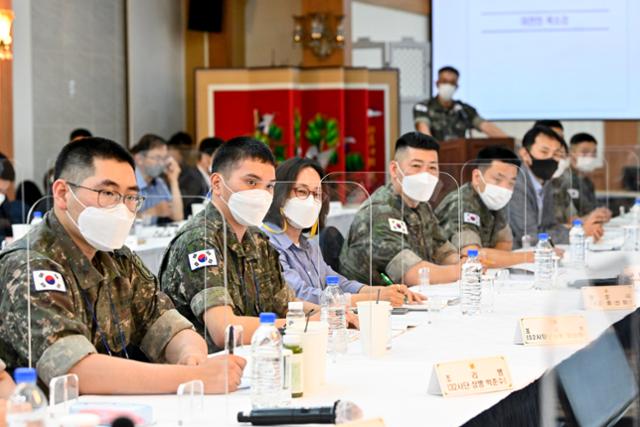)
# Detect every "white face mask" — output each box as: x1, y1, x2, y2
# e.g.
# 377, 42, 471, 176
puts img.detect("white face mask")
0, 193, 6, 205
224, 185, 273, 227
283, 195, 322, 229
397, 164, 439, 202
438, 83, 457, 101
477, 173, 513, 211
67, 188, 135, 252
552, 158, 570, 179
576, 156, 599, 173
